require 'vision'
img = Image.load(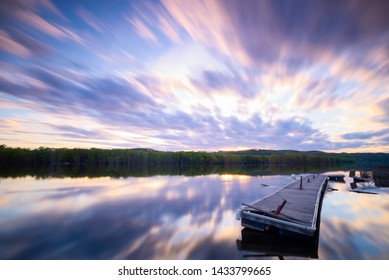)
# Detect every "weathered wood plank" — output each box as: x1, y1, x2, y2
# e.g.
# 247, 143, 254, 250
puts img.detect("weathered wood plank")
241, 174, 328, 236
